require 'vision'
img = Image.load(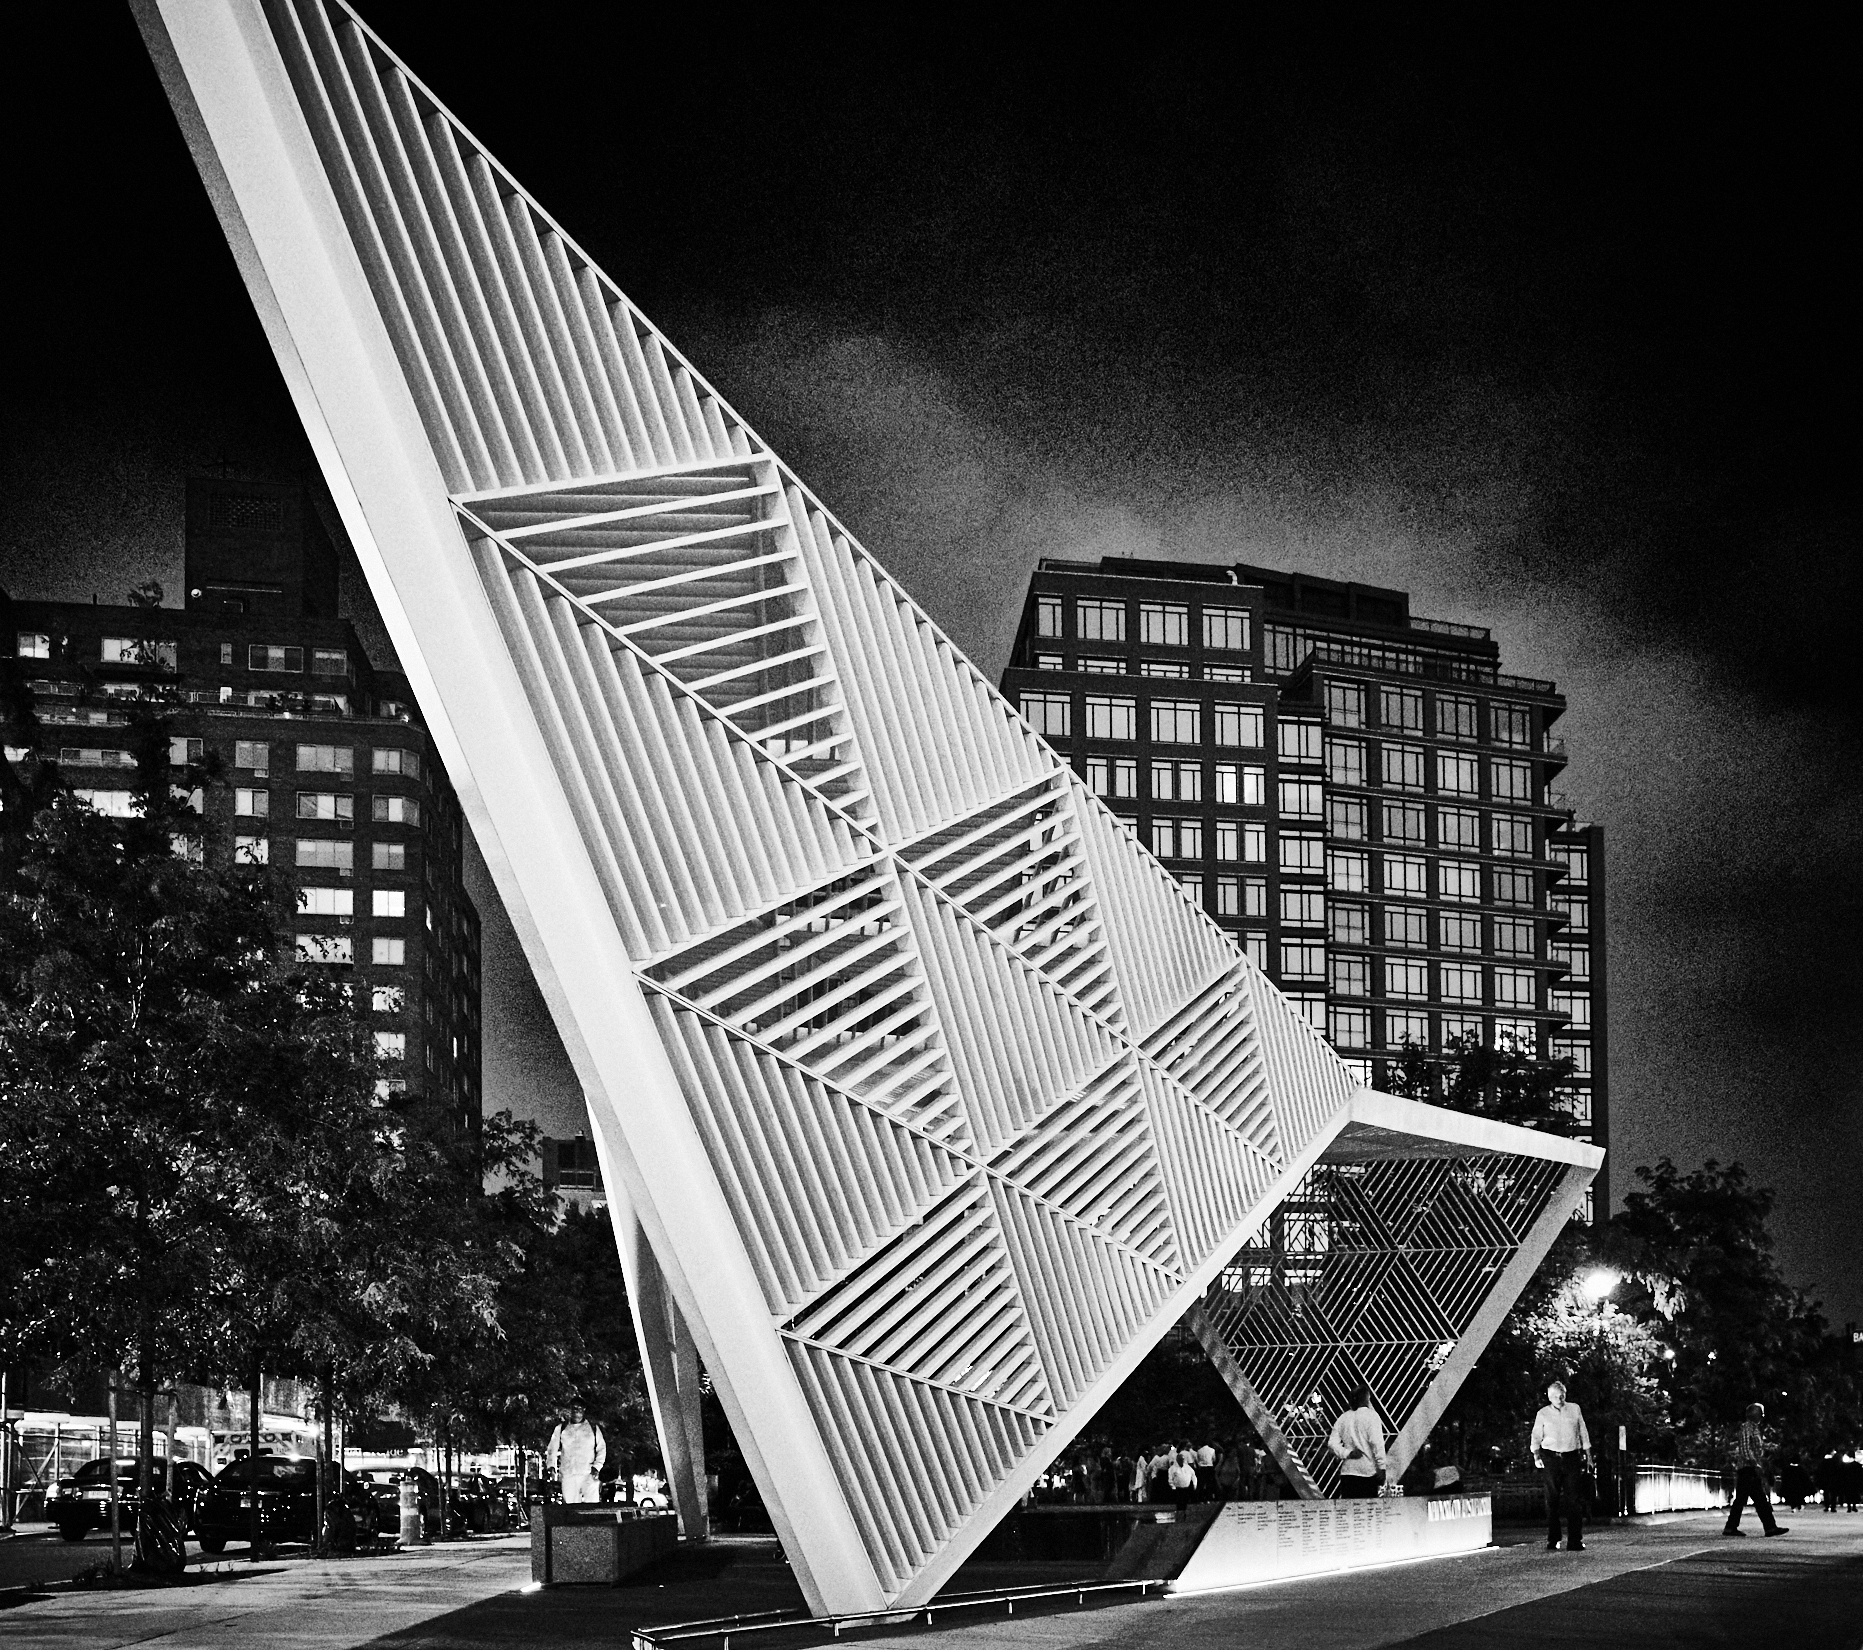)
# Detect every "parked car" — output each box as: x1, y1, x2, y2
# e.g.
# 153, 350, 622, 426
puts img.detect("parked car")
48, 1458, 214, 1542
346, 1461, 446, 1539
194, 1454, 375, 1552
452, 1471, 505, 1532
